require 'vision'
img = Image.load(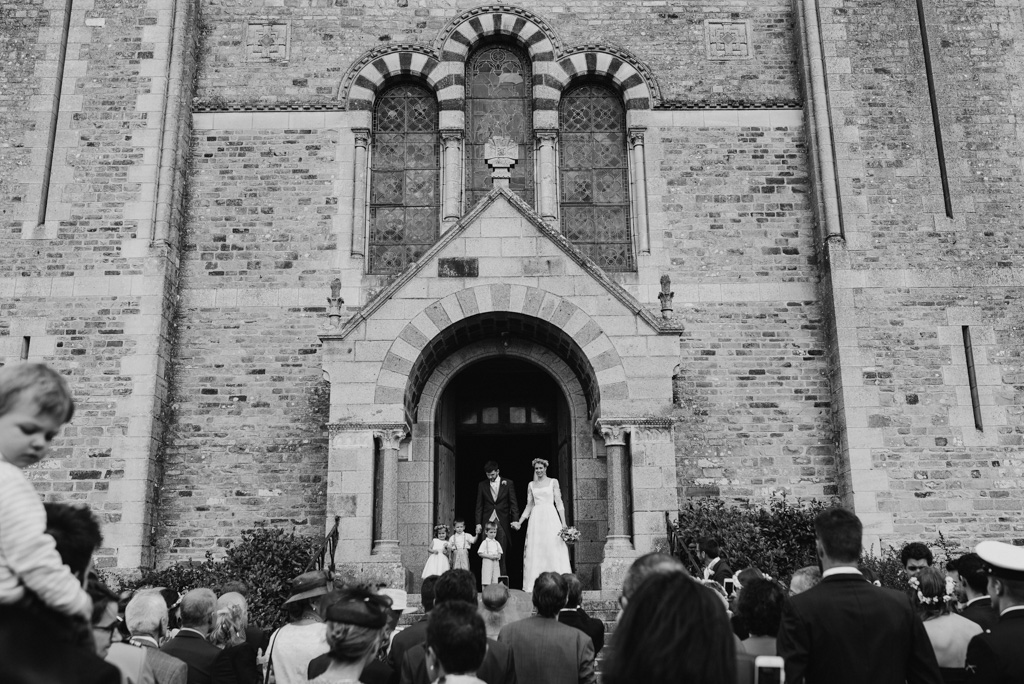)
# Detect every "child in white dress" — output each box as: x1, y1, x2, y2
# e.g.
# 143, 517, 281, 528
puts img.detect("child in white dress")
478, 522, 503, 587
422, 524, 450, 579
447, 518, 476, 571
